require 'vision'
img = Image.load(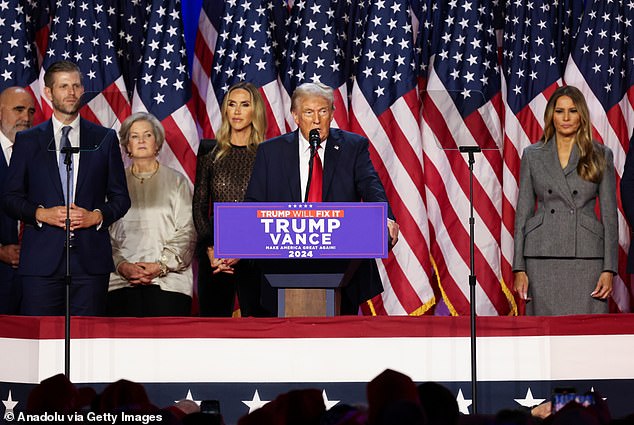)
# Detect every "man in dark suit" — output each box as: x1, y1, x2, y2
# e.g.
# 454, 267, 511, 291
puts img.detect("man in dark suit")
2, 61, 131, 316
0, 87, 35, 314
245, 82, 399, 314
